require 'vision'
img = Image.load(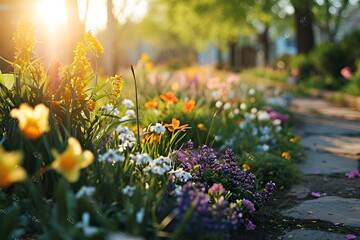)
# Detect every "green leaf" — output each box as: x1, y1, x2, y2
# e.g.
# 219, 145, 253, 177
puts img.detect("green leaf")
0, 71, 15, 89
